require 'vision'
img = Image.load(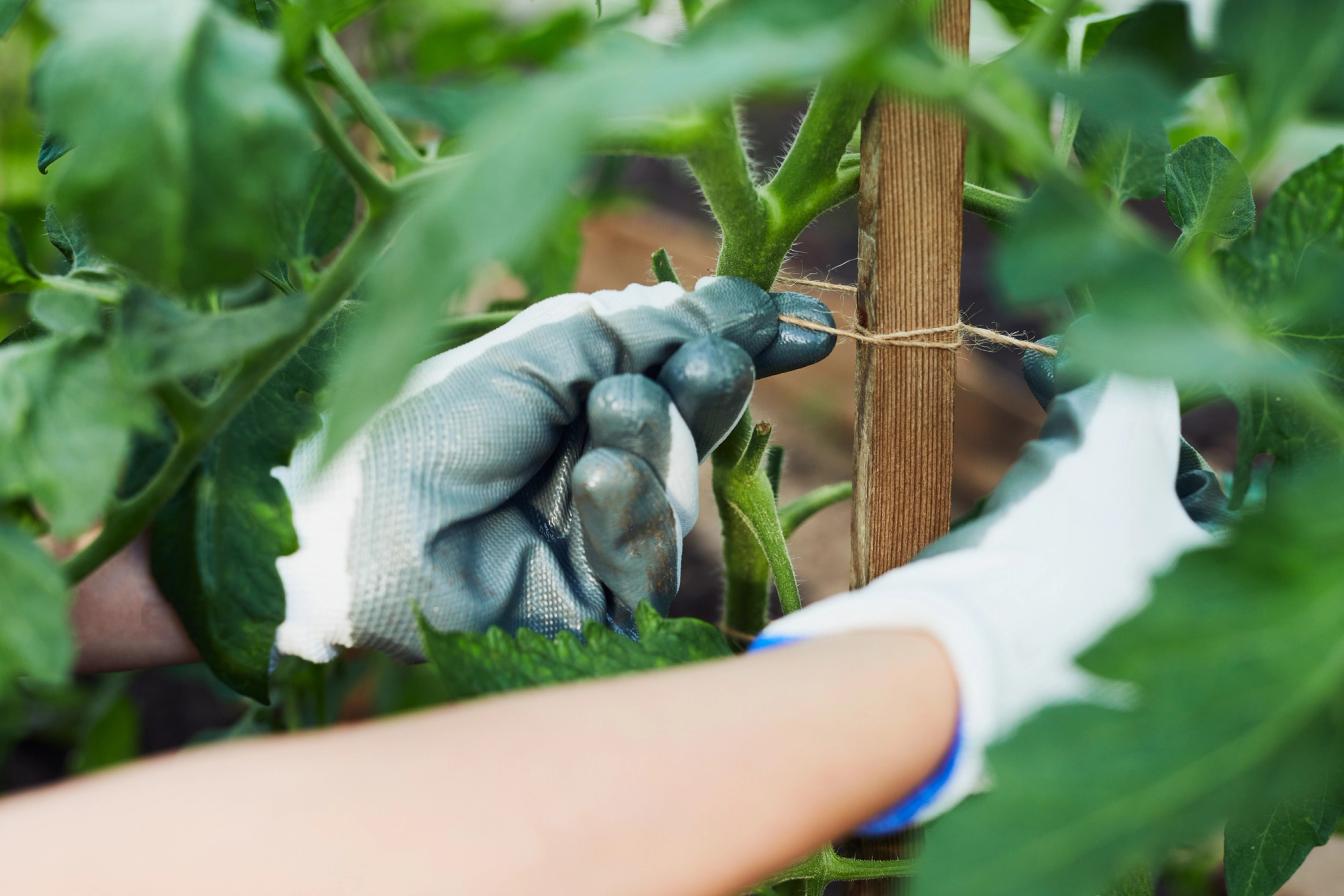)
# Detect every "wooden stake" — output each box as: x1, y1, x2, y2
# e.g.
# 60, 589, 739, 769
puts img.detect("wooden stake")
851, 0, 970, 587
844, 2, 969, 891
